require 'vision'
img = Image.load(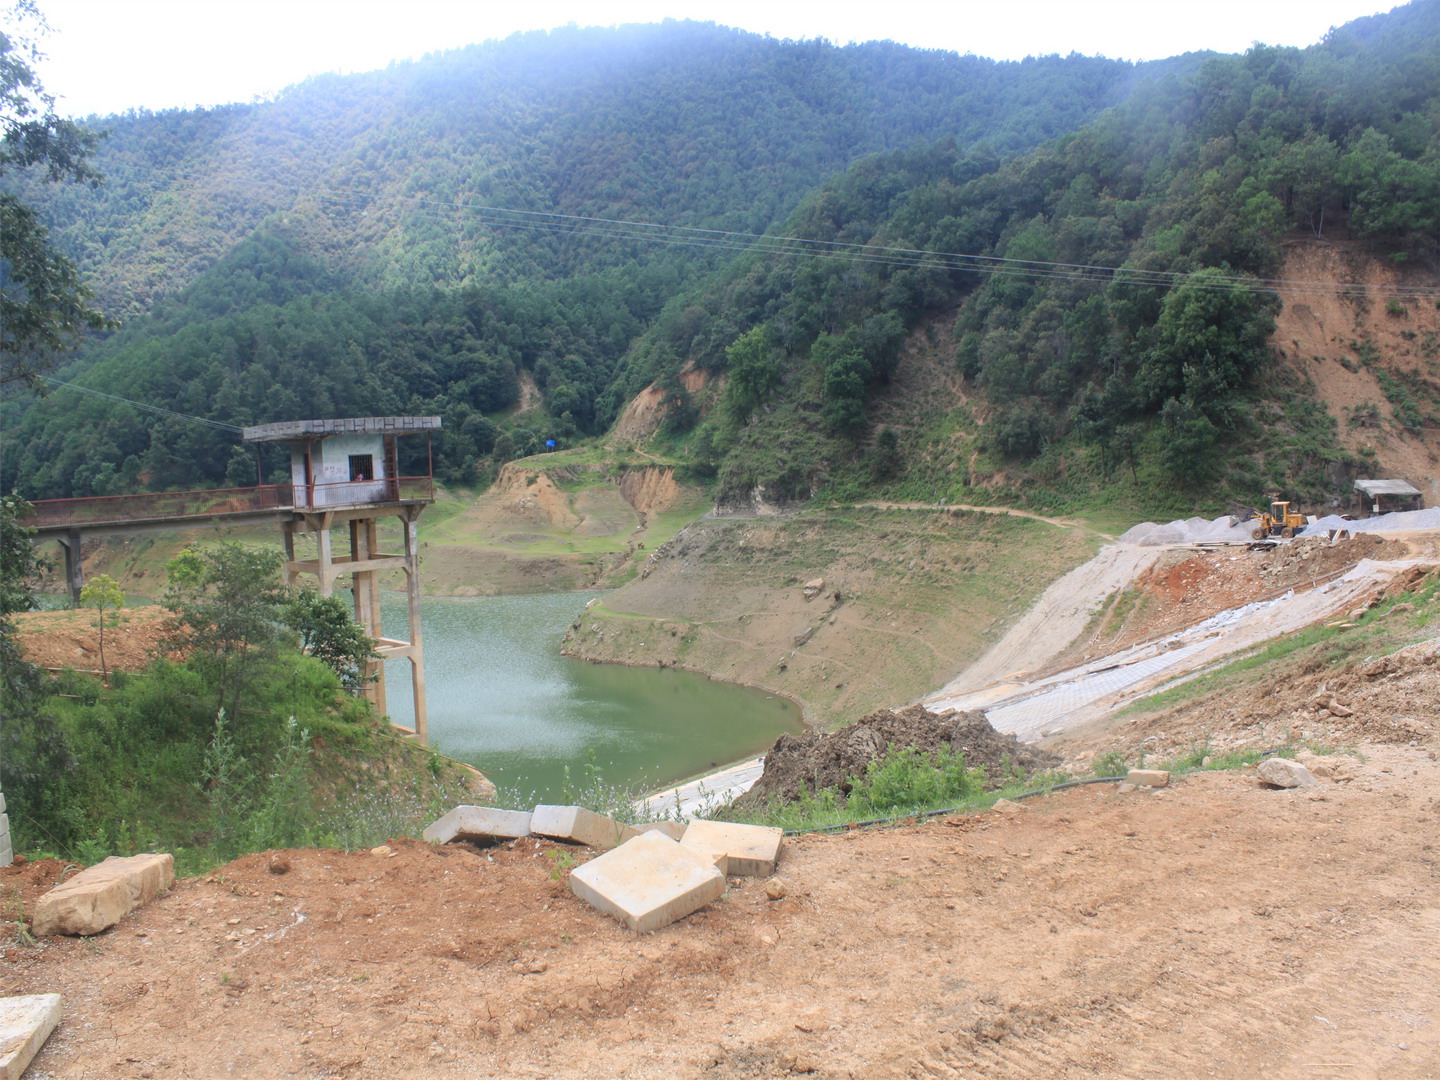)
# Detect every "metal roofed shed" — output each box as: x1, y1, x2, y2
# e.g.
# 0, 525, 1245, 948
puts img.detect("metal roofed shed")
242, 416, 440, 510
1353, 478, 1423, 516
